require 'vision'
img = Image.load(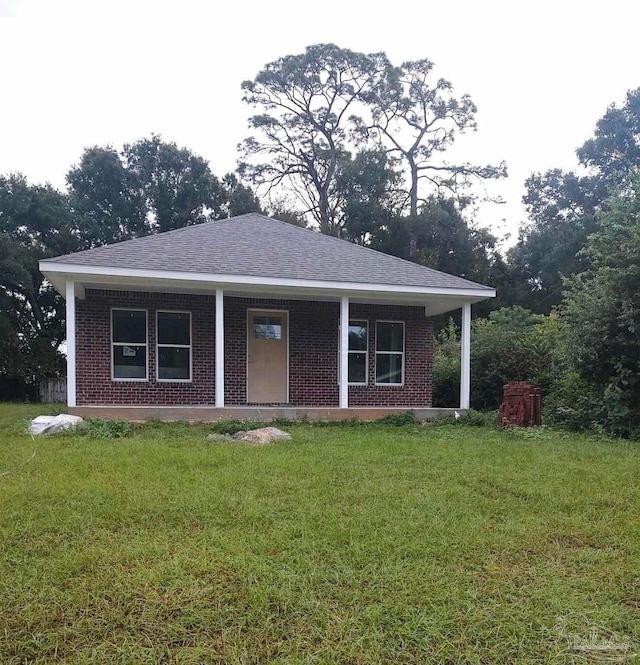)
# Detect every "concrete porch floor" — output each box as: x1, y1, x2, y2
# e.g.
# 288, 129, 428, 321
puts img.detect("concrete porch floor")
69, 405, 465, 423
